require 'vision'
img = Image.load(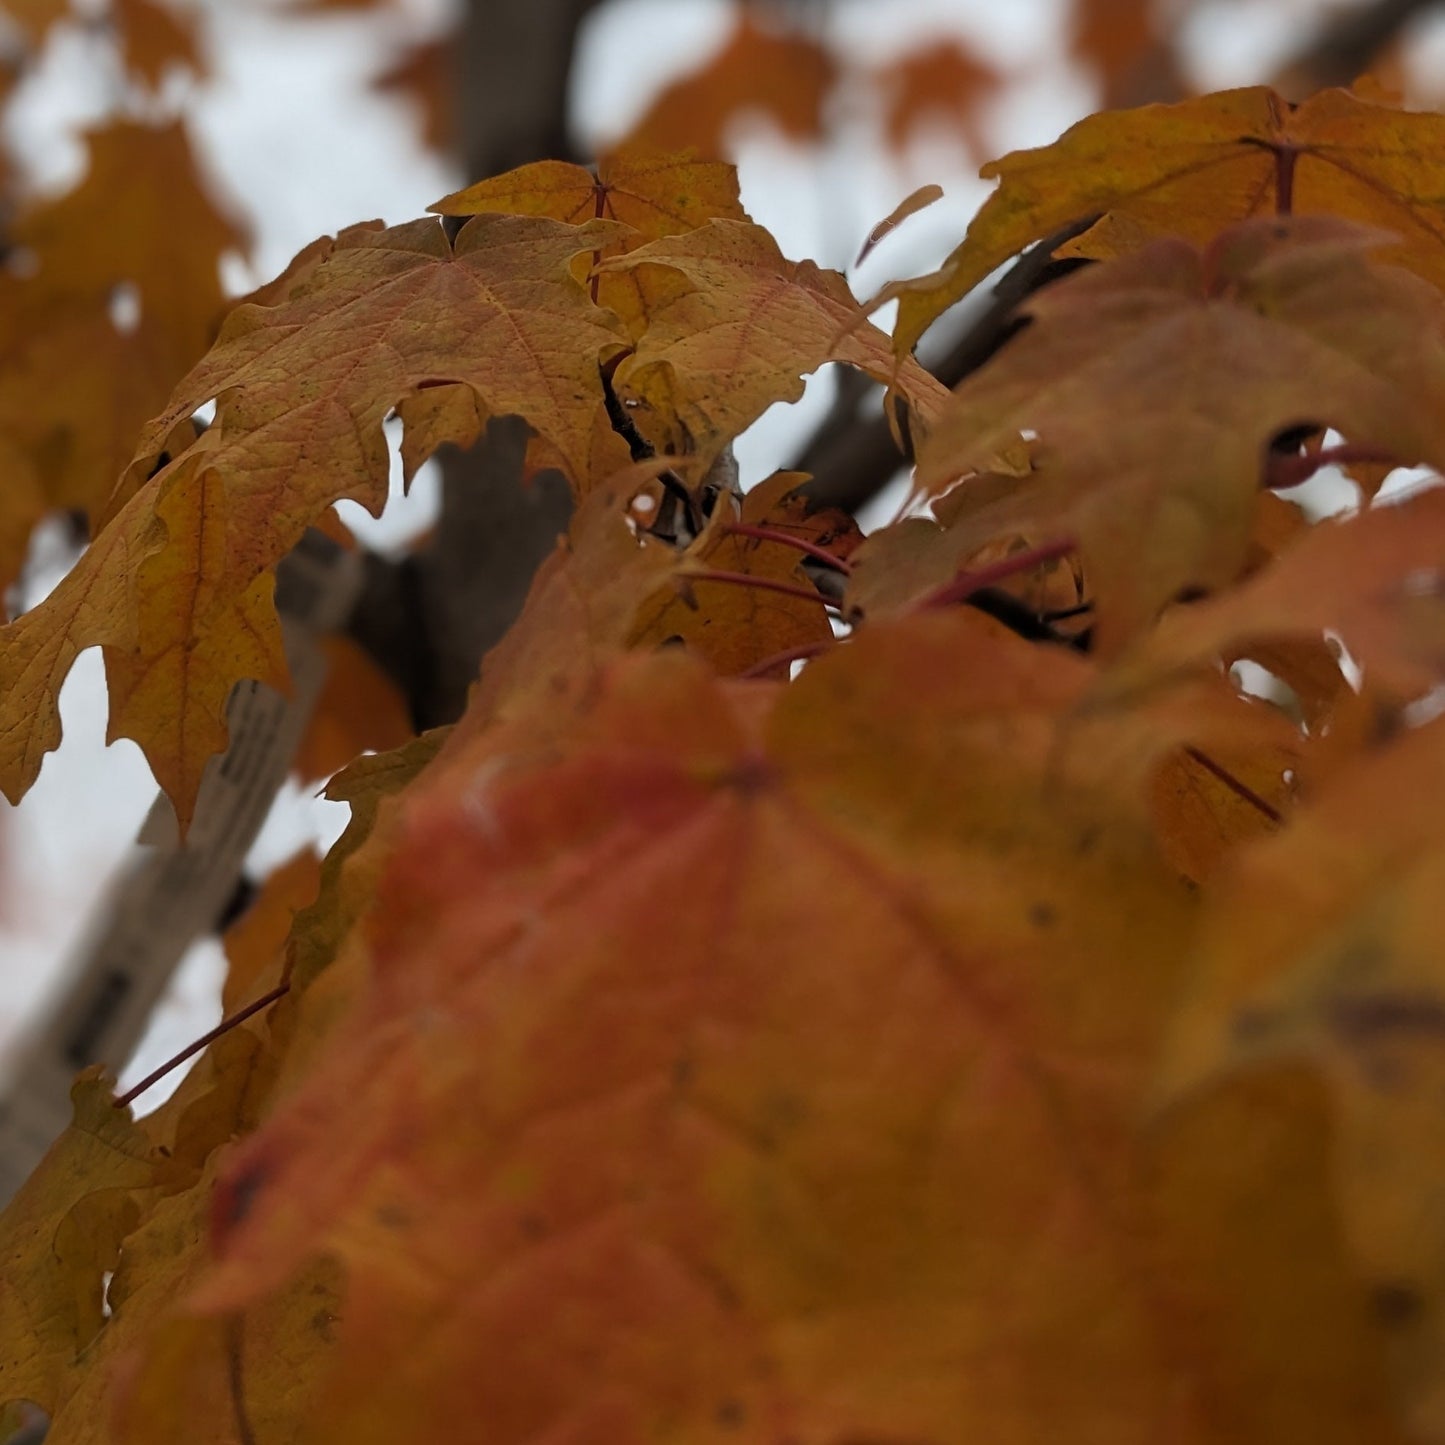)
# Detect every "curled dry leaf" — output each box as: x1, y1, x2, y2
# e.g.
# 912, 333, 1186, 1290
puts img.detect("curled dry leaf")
856, 183, 946, 267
